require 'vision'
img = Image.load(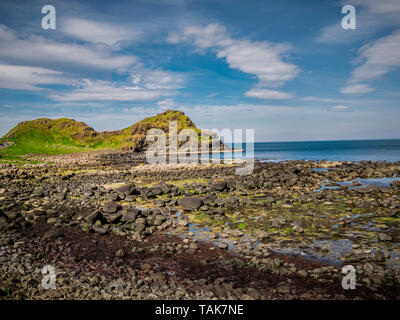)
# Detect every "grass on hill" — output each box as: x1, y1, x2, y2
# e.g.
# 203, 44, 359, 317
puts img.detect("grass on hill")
0, 110, 202, 161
